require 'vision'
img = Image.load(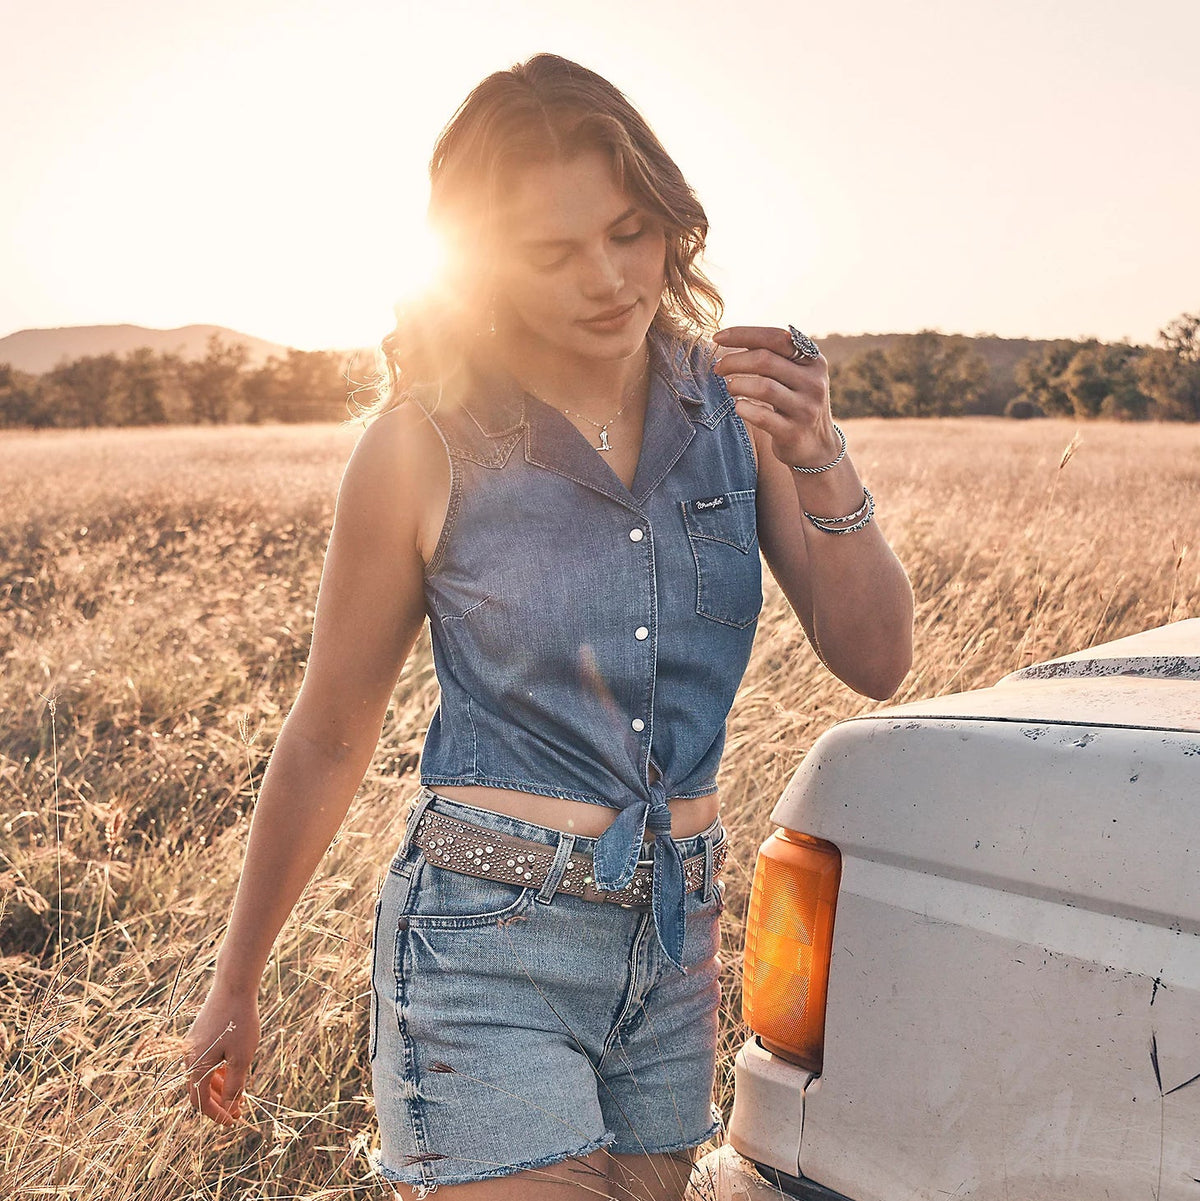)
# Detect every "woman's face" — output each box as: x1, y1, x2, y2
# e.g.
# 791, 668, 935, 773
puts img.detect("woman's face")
491, 149, 668, 364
